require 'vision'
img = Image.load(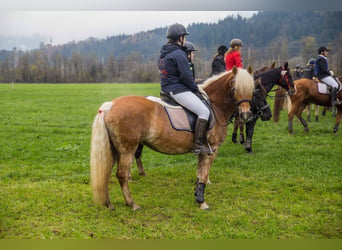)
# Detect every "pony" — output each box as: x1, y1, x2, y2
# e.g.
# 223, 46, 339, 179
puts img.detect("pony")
90, 67, 255, 211
273, 77, 342, 134
231, 62, 295, 153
